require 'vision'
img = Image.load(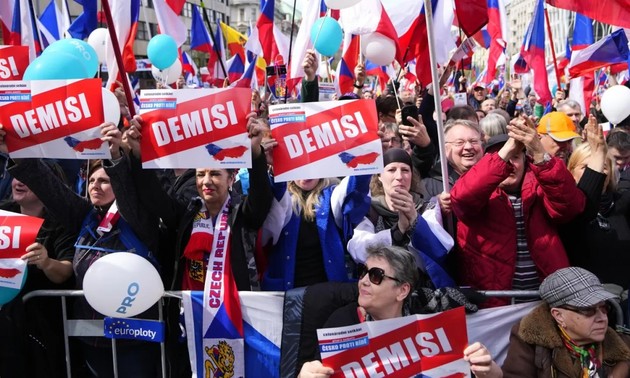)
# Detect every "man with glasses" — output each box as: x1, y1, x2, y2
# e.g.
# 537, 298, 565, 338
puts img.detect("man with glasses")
451, 120, 586, 308
503, 267, 630, 377
422, 120, 484, 215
